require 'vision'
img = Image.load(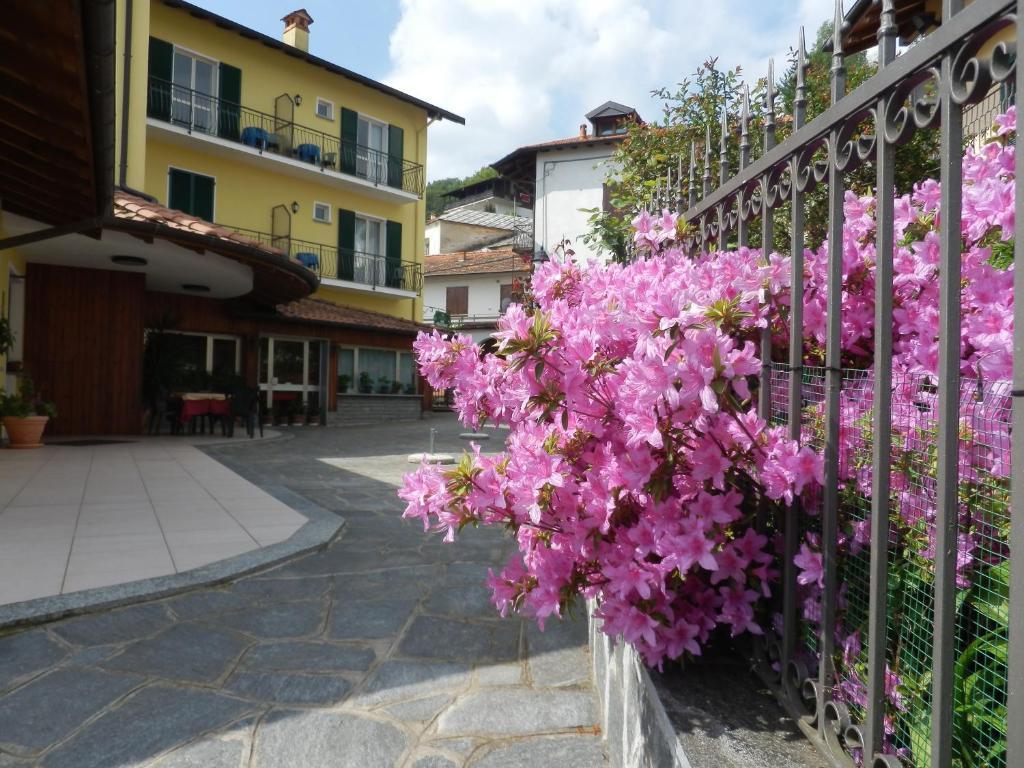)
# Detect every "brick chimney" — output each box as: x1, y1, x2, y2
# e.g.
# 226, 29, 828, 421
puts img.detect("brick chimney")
579, 124, 588, 138
281, 9, 313, 52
